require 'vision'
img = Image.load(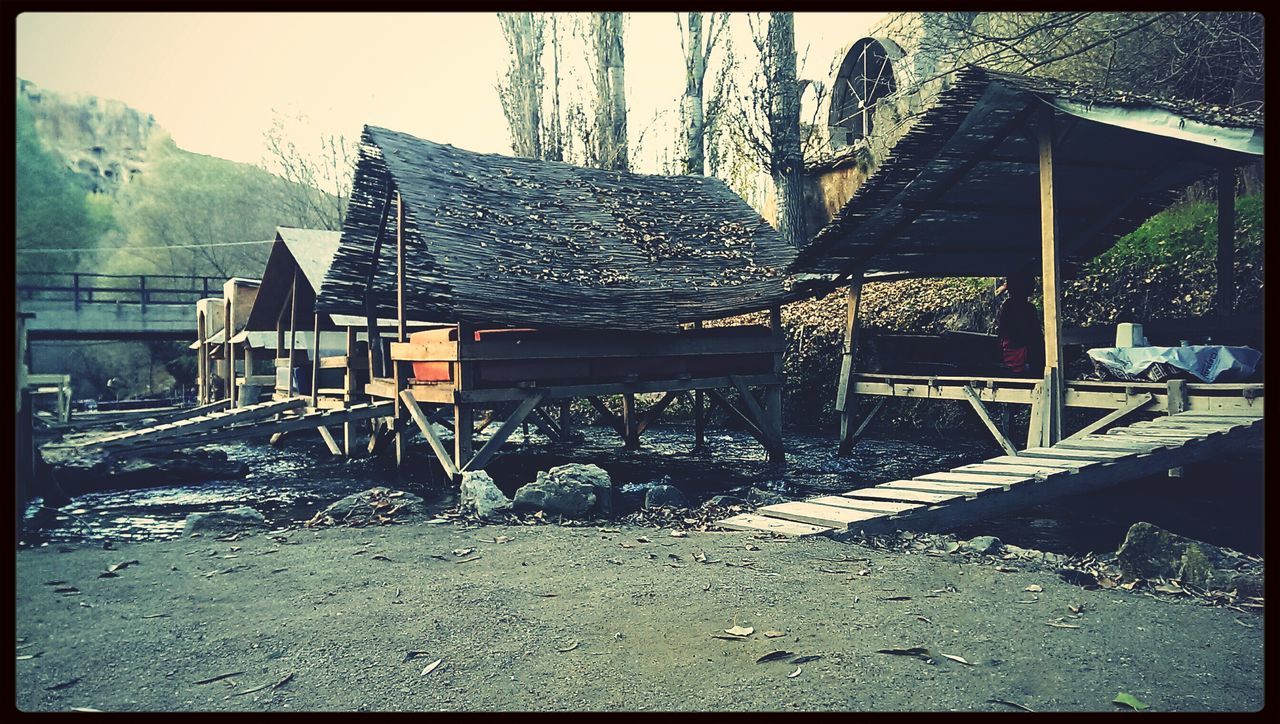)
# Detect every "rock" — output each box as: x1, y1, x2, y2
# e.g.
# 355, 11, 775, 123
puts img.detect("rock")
702, 495, 747, 509
459, 471, 512, 519
513, 468, 598, 517
745, 487, 788, 507
644, 485, 689, 509
314, 487, 427, 526
517, 463, 611, 516
183, 506, 267, 536
964, 535, 1003, 555
1116, 522, 1262, 596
